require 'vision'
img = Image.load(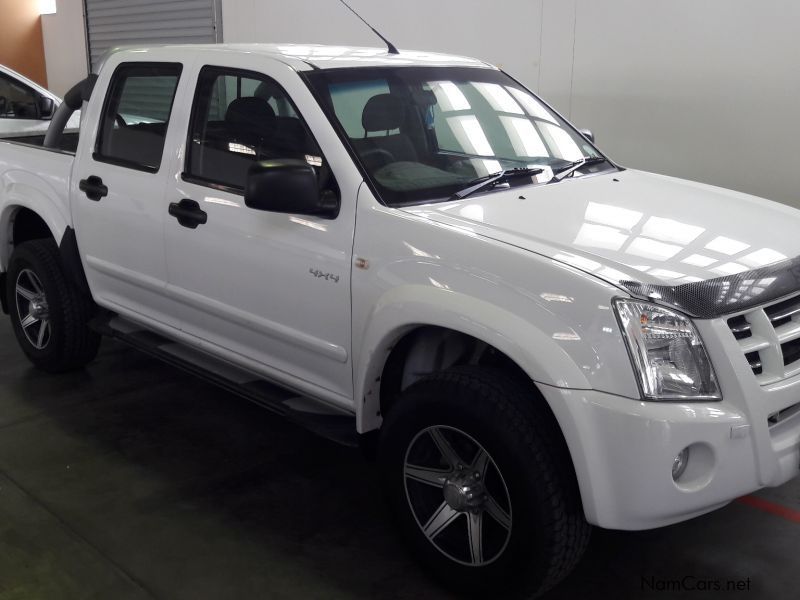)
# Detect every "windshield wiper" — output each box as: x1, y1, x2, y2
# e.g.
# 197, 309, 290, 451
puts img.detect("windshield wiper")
547, 156, 609, 183
450, 167, 543, 200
